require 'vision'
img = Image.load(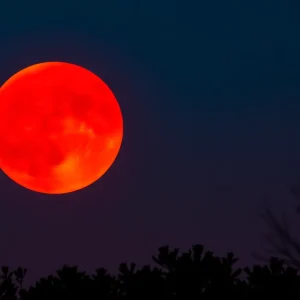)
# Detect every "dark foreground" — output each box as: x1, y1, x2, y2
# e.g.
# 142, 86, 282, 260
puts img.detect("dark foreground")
0, 244, 299, 299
